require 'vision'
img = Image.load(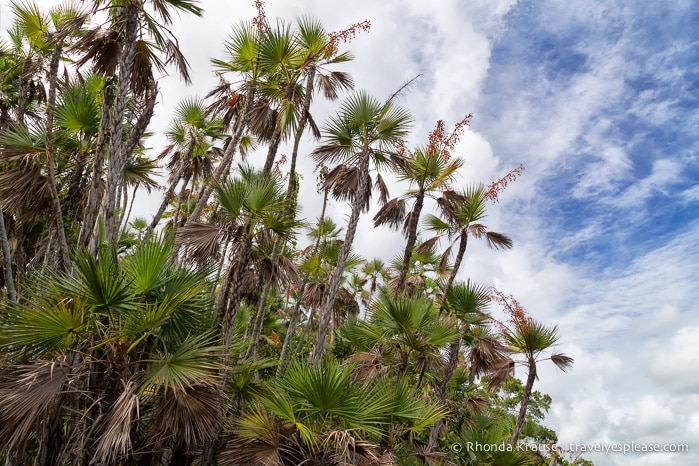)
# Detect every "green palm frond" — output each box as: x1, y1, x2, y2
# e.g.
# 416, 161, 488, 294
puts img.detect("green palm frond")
0, 292, 86, 355
66, 249, 136, 314
142, 333, 222, 393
